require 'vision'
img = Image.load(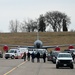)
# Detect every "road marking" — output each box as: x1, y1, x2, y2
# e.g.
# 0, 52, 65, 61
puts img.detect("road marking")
4, 61, 26, 75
